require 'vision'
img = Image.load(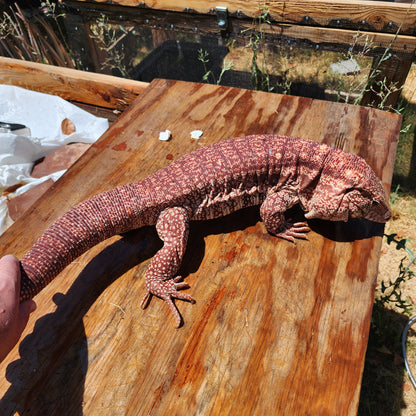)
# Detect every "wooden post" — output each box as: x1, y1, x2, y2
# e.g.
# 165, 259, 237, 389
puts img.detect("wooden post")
360, 51, 414, 110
